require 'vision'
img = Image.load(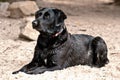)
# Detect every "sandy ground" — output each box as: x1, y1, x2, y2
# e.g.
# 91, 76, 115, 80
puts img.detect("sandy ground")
0, 0, 120, 80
